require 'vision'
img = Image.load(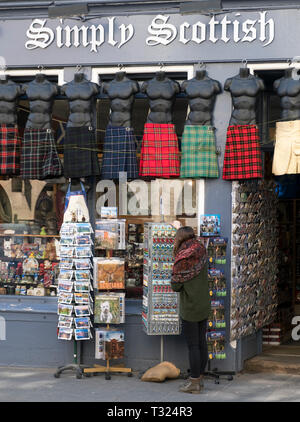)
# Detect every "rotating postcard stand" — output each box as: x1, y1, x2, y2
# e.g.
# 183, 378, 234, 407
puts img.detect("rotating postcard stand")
199, 214, 234, 384
54, 182, 94, 379
83, 209, 132, 379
